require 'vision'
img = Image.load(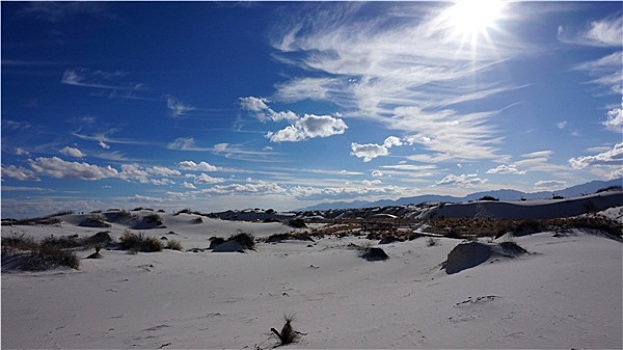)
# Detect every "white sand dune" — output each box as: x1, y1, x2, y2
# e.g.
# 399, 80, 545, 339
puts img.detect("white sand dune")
2, 205, 622, 349
431, 191, 623, 219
